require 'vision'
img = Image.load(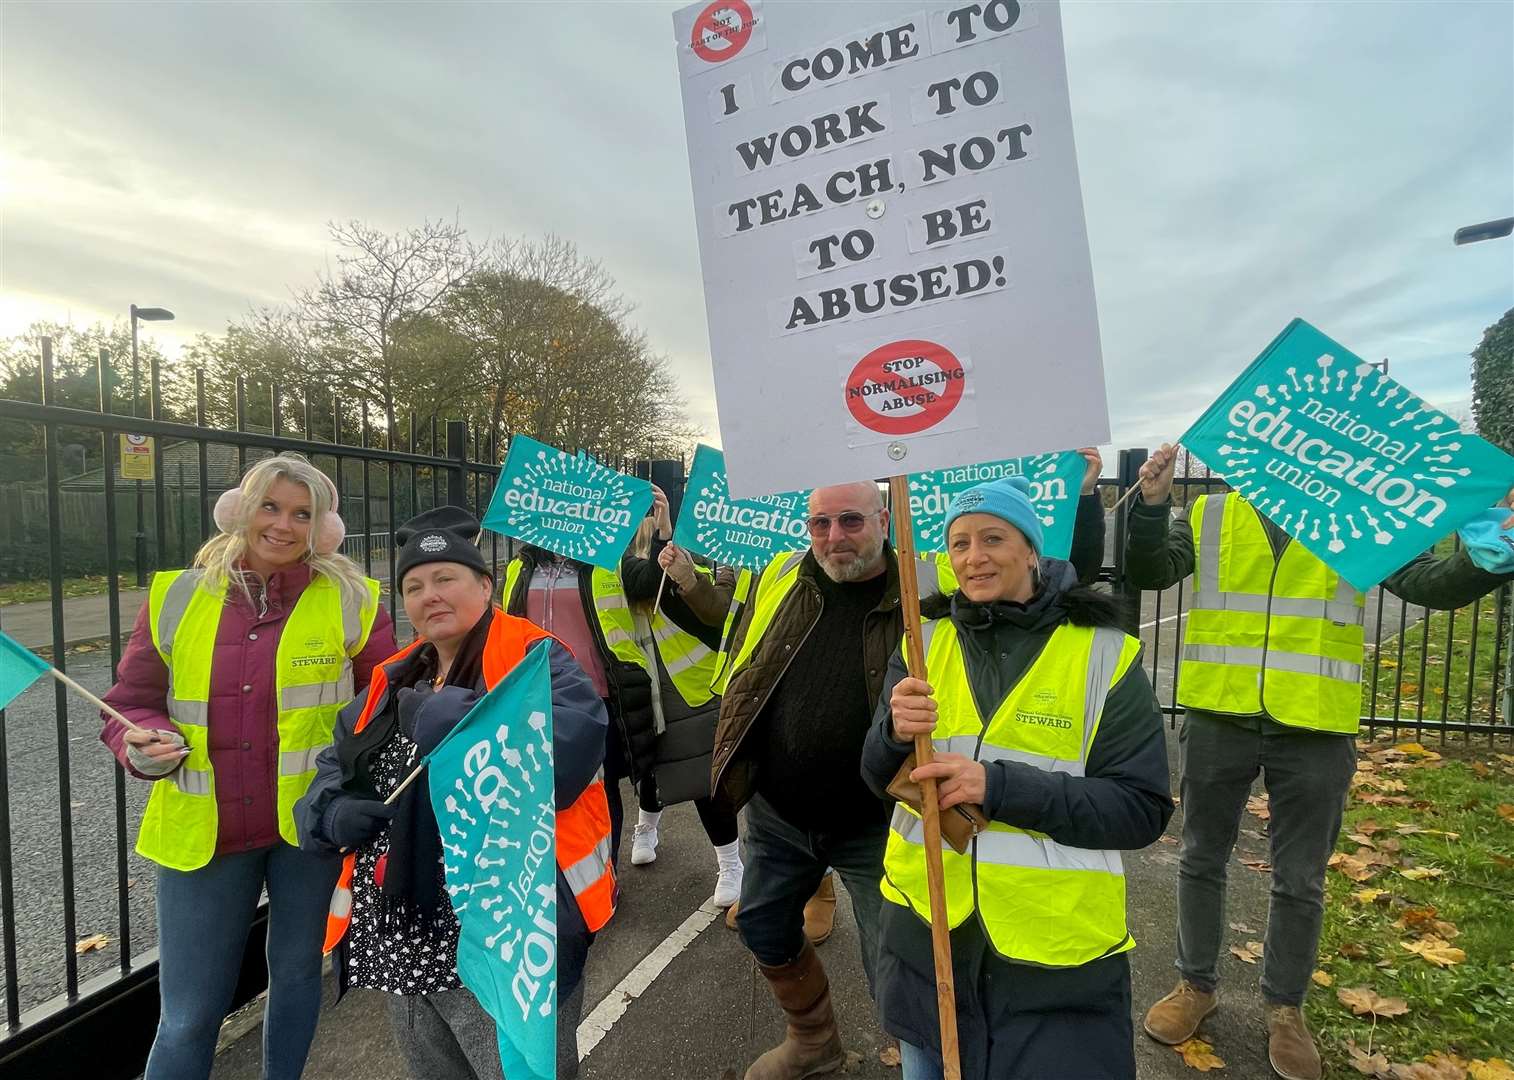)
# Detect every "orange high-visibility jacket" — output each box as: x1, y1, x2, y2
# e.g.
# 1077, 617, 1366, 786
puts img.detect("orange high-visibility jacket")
324, 609, 616, 952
